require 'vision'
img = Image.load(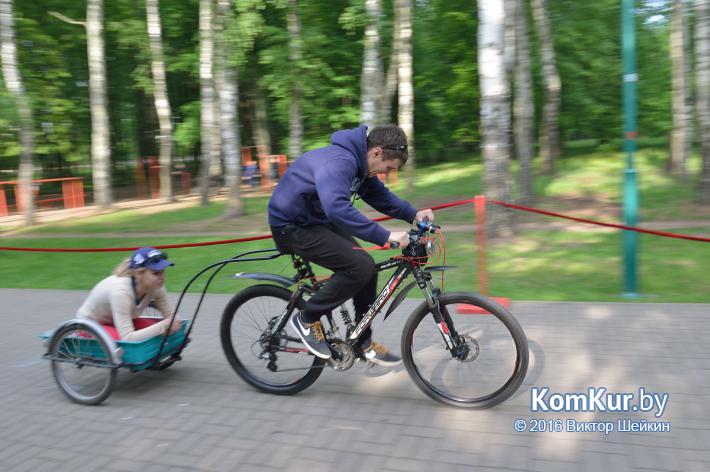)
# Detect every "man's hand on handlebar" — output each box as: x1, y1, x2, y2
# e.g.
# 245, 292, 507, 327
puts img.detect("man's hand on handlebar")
415, 209, 434, 222
387, 231, 410, 249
